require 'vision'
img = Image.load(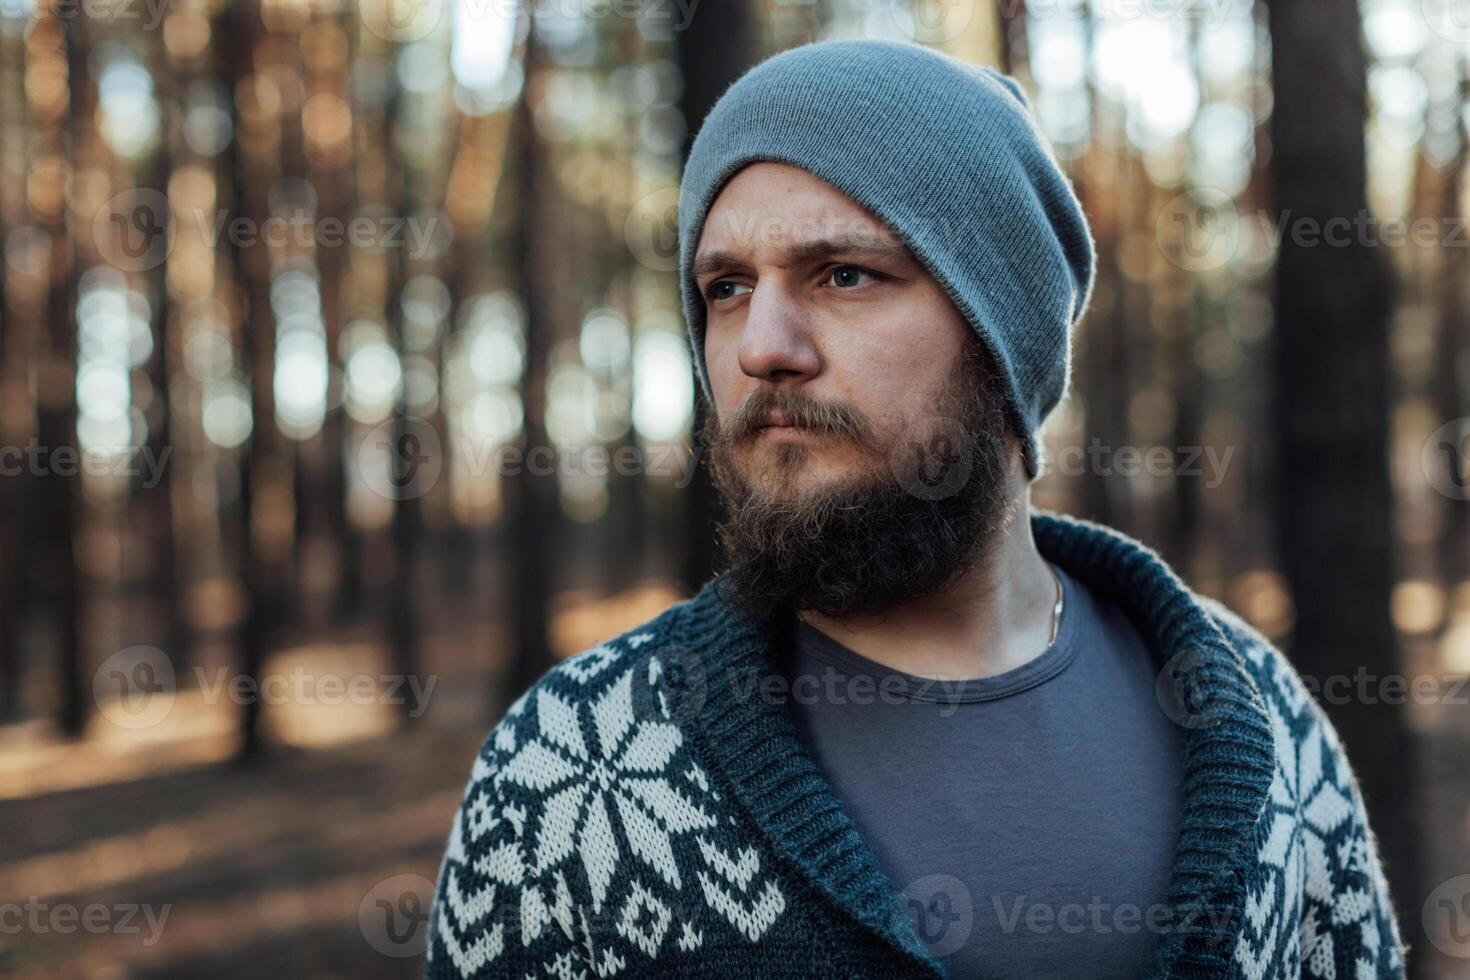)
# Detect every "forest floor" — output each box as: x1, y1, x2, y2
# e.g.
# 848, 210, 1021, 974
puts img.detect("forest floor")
1, 585, 1468, 979
0, 579, 680, 979
1, 722, 481, 979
